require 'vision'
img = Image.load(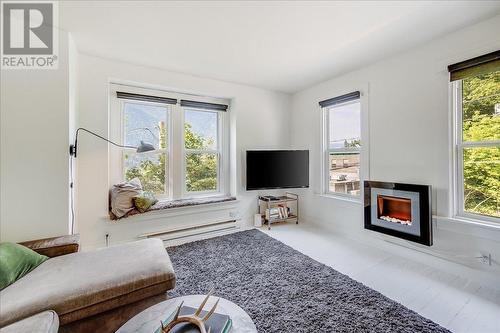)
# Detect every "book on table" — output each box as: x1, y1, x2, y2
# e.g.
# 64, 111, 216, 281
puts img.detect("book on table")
265, 207, 280, 220
265, 206, 291, 220
155, 306, 232, 333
